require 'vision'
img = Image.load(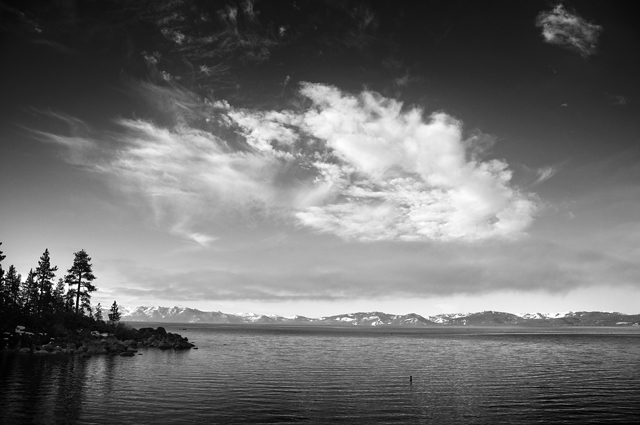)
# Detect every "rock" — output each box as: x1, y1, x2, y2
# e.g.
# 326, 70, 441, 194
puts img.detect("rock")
158, 340, 172, 350
81, 353, 91, 358
87, 346, 98, 355
19, 347, 31, 354
96, 348, 108, 354
127, 347, 138, 353
177, 340, 194, 349
155, 327, 167, 335
120, 351, 135, 357
34, 349, 50, 355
